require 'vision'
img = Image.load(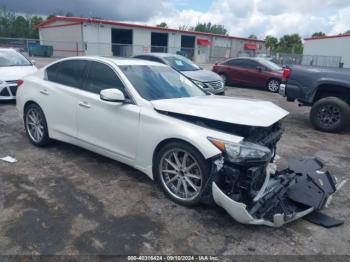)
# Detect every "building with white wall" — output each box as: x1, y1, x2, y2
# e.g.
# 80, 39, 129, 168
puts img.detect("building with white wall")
37, 16, 266, 63
303, 34, 350, 68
